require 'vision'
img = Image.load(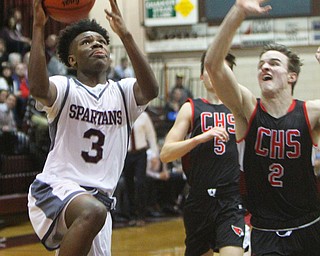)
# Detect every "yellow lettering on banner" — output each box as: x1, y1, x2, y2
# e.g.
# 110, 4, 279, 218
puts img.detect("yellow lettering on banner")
175, 0, 194, 17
